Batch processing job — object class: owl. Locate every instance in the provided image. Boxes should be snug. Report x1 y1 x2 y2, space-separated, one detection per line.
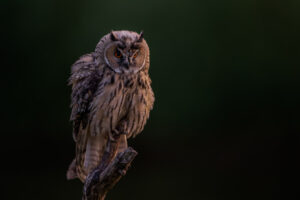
66 30 154 182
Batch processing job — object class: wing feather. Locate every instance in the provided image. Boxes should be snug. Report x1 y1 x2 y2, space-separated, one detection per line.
69 53 101 141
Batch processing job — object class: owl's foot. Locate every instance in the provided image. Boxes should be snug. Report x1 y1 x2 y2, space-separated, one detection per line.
117 121 128 135
110 129 123 141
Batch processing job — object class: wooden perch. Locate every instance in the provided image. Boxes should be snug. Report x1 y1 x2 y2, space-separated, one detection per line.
82 147 138 200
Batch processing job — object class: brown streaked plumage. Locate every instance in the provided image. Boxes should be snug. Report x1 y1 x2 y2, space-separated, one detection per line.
66 30 154 182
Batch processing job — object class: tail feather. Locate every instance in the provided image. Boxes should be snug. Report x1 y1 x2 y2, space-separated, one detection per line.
66 159 77 180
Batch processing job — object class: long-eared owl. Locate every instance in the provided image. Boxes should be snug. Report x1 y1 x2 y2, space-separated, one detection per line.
66 30 154 182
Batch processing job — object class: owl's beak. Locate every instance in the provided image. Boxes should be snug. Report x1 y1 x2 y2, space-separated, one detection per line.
122 58 130 69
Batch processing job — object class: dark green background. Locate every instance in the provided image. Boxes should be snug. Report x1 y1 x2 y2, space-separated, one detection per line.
1 0 299 199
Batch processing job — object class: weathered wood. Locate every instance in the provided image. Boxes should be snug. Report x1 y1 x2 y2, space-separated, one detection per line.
82 147 138 200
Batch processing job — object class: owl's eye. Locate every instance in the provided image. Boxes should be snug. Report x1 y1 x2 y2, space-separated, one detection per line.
133 52 138 58
114 49 122 58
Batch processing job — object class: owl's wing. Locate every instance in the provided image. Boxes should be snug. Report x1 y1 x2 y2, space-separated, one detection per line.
69 53 101 141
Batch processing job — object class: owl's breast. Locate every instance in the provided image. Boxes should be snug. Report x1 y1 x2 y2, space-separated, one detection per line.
117 74 154 138
88 71 154 139
88 74 136 135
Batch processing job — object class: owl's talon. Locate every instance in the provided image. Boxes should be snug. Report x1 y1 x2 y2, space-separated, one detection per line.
109 134 116 141
112 128 120 135
116 122 128 135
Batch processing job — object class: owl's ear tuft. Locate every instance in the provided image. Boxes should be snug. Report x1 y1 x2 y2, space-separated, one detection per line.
110 31 118 41
136 31 144 42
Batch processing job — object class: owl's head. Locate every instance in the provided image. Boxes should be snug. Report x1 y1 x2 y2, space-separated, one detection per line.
95 30 150 74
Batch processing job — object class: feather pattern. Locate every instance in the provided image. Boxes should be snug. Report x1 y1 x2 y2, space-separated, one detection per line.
67 31 154 182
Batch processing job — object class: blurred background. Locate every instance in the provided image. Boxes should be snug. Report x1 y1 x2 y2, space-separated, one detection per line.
1 0 299 199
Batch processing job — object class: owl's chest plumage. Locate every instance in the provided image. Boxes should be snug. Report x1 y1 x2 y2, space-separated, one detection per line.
88 70 153 138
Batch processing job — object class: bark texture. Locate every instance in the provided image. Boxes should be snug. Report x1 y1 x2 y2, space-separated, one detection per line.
82 145 137 200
